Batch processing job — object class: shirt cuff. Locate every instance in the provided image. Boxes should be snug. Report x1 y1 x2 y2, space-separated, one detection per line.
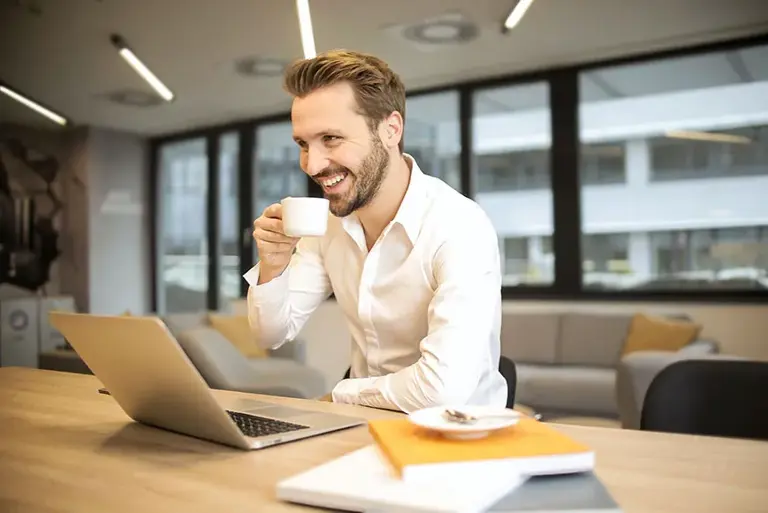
243 263 290 302
331 377 384 404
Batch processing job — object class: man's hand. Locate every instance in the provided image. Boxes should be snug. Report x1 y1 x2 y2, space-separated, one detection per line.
253 203 300 284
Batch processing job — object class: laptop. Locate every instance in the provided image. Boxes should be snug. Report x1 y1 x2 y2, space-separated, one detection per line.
48 312 365 450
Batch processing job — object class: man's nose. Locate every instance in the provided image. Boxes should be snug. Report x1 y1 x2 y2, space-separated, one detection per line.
305 147 330 177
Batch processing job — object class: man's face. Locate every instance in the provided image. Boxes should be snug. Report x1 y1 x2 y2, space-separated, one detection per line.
291 82 390 217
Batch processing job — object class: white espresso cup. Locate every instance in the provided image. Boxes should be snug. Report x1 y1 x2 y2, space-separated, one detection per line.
281 197 330 237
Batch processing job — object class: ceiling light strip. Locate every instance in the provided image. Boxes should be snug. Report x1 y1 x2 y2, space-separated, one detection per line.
296 0 317 59
504 0 536 31
0 84 68 126
110 34 174 102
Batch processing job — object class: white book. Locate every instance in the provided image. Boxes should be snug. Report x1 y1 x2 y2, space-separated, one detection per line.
276 444 526 513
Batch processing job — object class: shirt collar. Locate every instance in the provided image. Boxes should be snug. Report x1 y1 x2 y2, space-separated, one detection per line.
339 153 428 246
392 153 428 244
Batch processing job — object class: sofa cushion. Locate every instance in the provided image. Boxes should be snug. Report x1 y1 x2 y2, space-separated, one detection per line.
516 363 617 416
162 312 208 338
176 327 259 388
558 313 631 368
622 313 702 356
500 313 560 364
176 327 325 398
208 313 267 358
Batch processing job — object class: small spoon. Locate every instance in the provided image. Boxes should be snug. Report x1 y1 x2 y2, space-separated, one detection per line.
442 408 520 424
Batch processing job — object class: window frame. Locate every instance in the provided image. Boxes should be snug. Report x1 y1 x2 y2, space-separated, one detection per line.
148 33 768 311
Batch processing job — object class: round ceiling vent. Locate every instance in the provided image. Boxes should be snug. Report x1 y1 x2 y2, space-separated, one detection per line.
235 56 287 78
103 90 164 107
402 15 478 45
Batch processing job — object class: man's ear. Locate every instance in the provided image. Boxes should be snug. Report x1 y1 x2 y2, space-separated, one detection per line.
380 111 404 151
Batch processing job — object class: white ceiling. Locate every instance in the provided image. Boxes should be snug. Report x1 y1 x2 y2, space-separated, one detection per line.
1 0 767 137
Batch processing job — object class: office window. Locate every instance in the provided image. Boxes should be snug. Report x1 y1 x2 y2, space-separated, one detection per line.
405 92 461 190
649 124 768 181
582 233 631 289
501 237 529 282
476 150 549 192
648 227 768 289
473 82 554 285
218 132 240 304
253 122 308 262
579 42 768 291
580 143 626 185
158 138 208 313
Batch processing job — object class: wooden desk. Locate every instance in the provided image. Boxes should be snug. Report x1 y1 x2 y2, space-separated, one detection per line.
1 367 766 513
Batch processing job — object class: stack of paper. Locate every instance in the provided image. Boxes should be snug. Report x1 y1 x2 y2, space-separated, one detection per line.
277 445 526 513
276 445 621 513
277 417 610 512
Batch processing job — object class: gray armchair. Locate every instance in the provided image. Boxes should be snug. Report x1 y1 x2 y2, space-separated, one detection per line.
175 326 326 399
615 340 744 429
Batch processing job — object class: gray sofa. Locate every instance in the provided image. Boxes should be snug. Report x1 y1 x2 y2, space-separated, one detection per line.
499 311 718 420
616 350 741 429
162 312 327 399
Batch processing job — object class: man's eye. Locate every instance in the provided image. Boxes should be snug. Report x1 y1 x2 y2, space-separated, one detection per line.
324 135 340 143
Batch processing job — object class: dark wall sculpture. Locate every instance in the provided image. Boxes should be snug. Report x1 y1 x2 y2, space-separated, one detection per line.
0 137 61 292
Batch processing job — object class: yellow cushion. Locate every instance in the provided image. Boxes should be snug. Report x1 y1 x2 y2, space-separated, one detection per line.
208 314 267 359
622 313 701 355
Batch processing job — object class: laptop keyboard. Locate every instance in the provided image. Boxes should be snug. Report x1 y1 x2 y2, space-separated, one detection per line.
226 410 310 438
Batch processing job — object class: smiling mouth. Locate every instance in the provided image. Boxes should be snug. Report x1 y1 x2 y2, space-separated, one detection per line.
318 171 349 192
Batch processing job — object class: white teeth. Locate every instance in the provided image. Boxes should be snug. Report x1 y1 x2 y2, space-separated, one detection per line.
321 174 345 187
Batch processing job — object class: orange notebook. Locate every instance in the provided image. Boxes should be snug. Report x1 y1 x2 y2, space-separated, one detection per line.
368 417 594 483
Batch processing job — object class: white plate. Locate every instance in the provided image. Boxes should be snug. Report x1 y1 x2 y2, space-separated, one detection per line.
407 405 521 440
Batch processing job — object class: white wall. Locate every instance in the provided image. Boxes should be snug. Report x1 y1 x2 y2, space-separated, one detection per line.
87 128 152 315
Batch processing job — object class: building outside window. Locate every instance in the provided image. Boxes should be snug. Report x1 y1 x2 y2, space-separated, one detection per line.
574 42 768 290
158 138 209 313
472 81 555 285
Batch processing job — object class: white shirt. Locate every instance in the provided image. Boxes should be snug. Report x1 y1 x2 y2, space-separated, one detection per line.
244 156 507 413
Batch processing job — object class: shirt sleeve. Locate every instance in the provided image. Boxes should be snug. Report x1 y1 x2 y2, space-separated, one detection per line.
332 211 501 412
245 235 333 350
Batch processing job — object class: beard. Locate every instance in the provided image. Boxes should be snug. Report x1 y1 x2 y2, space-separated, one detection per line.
314 136 390 218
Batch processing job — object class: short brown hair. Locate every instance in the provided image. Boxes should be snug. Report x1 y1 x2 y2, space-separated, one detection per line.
283 49 406 151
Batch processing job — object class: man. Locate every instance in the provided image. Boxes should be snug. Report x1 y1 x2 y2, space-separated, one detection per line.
245 49 506 413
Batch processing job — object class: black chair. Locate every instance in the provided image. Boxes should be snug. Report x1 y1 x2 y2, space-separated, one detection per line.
498 355 517 408
640 359 768 441
341 355 517 408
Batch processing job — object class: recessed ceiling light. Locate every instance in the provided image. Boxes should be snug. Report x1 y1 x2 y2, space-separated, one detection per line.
402 13 478 45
